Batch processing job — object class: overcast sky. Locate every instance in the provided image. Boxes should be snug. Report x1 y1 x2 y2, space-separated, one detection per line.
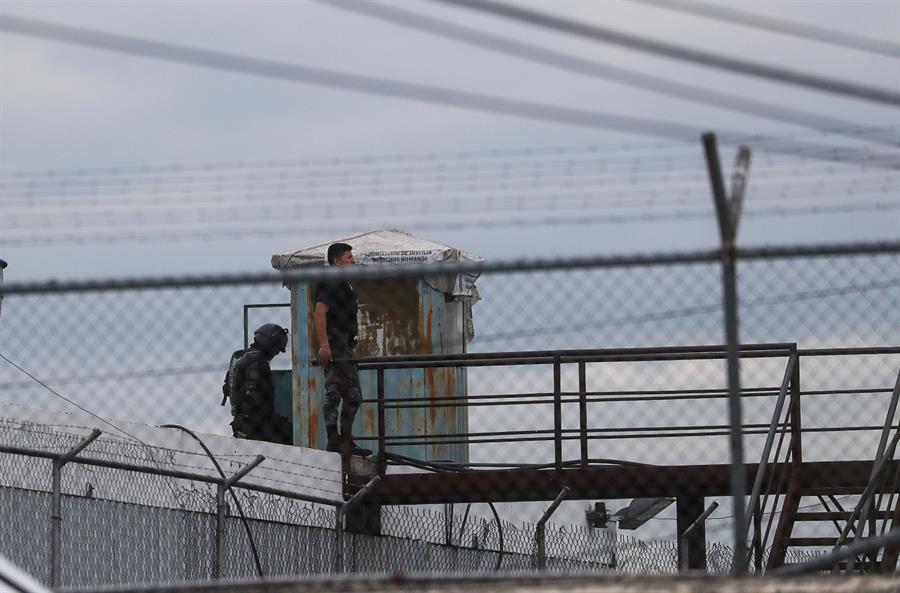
1 1 898 545
1 0 898 281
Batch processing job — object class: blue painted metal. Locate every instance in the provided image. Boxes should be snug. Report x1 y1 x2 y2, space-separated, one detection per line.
272 370 293 423
286 277 468 462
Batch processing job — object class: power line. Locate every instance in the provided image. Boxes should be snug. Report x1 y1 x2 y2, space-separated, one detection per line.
631 0 900 59
433 0 900 107
322 0 900 148
0 351 151 444
0 13 727 142
1 12 898 171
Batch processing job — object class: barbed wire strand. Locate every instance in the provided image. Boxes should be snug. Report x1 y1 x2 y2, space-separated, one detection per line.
1 200 896 247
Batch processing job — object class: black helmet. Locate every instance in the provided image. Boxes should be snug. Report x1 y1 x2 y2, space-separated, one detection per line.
254 323 288 354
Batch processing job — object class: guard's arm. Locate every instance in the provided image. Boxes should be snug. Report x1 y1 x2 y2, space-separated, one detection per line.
314 302 332 365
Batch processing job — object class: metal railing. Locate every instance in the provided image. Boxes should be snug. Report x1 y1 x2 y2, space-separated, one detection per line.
831 367 900 573
745 347 799 570
359 343 799 471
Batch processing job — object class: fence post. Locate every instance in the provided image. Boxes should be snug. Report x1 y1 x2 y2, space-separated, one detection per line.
553 355 562 472
578 361 588 469
334 506 345 574
212 455 265 580
534 487 569 570
334 476 381 574
50 429 101 589
703 132 752 575
678 500 719 572
214 484 226 579
50 459 62 588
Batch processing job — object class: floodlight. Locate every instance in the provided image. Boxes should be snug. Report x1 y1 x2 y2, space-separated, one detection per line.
613 497 675 530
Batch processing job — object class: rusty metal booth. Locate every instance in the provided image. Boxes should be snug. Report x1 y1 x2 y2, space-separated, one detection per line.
271 229 481 463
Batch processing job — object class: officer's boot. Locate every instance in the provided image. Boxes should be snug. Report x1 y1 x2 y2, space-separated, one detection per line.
325 424 341 452
347 432 372 457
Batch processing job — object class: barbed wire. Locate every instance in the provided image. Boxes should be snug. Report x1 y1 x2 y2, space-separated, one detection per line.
4 174 894 232
3 136 894 198
1 158 893 214
1 199 895 247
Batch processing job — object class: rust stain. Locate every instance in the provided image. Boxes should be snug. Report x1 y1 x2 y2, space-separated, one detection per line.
425 367 437 428
309 412 319 449
363 406 376 435
418 298 434 355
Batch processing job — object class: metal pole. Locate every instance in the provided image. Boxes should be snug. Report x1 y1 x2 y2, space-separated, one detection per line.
703 132 749 574
578 362 588 469
776 526 900 576
50 429 101 588
243 304 249 349
553 355 562 471
50 459 62 589
857 369 900 545
214 484 226 579
214 455 264 579
377 368 386 476
334 506 344 574
679 501 719 572
744 350 796 533
534 486 569 569
335 476 381 574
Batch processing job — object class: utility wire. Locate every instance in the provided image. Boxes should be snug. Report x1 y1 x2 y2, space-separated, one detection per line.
631 0 900 59
0 351 150 444
0 13 731 142
159 423 265 578
433 0 900 107
1 13 898 171
323 0 900 148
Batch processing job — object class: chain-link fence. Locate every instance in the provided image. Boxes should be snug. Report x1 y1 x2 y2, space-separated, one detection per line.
1 244 898 589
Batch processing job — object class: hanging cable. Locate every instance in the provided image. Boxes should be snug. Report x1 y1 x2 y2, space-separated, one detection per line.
159 423 265 578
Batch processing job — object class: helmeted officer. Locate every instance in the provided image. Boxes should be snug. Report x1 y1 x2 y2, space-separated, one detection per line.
224 323 293 445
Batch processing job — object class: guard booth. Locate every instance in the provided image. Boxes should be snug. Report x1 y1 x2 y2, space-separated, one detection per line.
271 229 481 463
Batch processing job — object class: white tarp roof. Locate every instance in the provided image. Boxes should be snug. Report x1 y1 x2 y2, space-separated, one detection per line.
271 229 482 300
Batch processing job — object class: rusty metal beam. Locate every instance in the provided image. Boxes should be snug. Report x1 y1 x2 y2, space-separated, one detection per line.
370 460 896 506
